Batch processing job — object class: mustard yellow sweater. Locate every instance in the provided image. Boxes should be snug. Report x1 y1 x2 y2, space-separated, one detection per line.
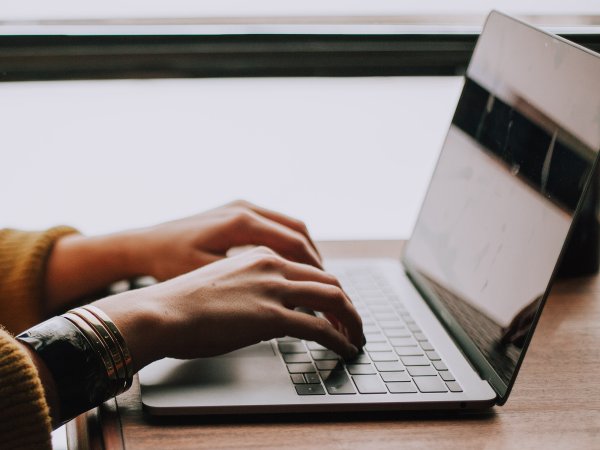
0 227 78 450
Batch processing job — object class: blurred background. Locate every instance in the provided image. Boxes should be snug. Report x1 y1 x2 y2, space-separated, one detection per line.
2 1 599 241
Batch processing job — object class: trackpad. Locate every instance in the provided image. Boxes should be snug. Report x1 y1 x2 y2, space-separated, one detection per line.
217 342 276 358
139 342 290 407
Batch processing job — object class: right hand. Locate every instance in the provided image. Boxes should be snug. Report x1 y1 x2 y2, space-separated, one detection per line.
93 247 364 373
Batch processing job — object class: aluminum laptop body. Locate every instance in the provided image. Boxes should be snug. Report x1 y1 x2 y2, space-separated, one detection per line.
139 11 600 414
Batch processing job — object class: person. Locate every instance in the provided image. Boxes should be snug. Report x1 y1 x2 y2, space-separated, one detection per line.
0 200 364 450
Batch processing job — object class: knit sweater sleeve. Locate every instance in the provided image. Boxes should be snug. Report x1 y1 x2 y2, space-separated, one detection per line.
0 328 52 450
0 226 79 334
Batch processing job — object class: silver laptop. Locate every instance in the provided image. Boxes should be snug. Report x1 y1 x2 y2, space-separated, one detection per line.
139 11 600 414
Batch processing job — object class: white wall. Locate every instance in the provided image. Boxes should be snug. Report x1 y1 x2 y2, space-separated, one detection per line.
0 77 462 239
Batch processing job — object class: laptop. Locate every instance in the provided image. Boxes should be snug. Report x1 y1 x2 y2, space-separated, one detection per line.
139 11 600 414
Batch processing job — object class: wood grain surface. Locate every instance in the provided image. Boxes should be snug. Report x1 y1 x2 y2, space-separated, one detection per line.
68 240 600 450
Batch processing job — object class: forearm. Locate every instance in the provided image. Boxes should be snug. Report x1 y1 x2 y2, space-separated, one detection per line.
45 232 143 315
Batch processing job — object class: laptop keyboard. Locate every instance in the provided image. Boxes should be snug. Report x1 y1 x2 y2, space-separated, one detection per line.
277 267 462 396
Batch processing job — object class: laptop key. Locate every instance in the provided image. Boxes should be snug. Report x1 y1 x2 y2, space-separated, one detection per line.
311 350 340 360
346 351 371 364
446 381 463 392
315 360 342 370
394 346 424 356
378 320 405 329
322 370 357 394
369 352 397 362
279 342 307 354
400 356 430 366
290 374 306 384
389 337 417 347
420 341 435 351
283 353 311 364
384 328 411 338
387 382 418 394
381 371 411 382
433 361 448 371
414 376 448 393
306 341 327 351
439 371 455 381
365 332 387 343
373 312 394 321
287 363 316 373
365 343 393 352
413 332 428 341
352 375 387 394
295 384 325 395
407 366 437 377
362 325 380 334
425 351 441 361
304 373 321 384
374 361 404 372
347 364 377 375
277 337 299 342
345 352 371 364
406 323 422 333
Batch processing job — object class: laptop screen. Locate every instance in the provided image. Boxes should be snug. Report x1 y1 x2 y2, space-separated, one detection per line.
402 11 600 401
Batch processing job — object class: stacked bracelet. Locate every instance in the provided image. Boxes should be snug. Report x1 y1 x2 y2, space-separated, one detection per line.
16 306 133 424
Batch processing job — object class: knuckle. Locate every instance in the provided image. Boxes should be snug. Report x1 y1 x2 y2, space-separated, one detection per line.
291 236 310 253
314 317 331 335
254 253 283 272
324 273 341 286
261 277 289 295
252 245 275 255
325 285 344 301
235 209 254 226
229 199 249 208
296 220 309 234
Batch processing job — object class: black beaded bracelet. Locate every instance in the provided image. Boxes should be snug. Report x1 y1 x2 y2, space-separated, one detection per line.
17 316 113 424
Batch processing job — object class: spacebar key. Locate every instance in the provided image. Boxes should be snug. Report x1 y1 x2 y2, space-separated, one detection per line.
352 375 387 394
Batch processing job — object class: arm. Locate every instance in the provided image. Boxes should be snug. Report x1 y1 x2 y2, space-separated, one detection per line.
0 328 55 448
45 200 323 315
17 246 363 431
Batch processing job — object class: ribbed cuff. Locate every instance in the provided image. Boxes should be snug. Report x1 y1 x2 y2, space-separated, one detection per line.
0 329 52 450
0 226 79 333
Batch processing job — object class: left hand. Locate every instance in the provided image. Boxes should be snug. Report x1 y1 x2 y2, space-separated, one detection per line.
130 200 322 281
45 200 322 312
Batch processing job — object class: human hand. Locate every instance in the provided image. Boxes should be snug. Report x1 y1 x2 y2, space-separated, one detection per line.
94 246 364 372
130 200 322 281
45 200 321 313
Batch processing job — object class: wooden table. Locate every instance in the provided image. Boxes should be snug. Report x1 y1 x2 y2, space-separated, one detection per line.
66 240 600 449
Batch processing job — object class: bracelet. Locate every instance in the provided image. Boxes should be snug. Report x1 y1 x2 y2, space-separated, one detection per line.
16 316 113 424
16 307 134 424
83 305 134 389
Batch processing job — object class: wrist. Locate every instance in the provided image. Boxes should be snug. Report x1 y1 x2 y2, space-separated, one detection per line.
46 231 147 312
17 316 118 425
92 288 166 373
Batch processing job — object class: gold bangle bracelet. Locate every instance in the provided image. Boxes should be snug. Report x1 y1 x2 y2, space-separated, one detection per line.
68 308 128 395
63 312 120 396
83 305 134 387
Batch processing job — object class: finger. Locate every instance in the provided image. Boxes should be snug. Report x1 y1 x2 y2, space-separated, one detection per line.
278 308 358 359
280 260 342 288
281 281 364 349
233 200 322 260
229 210 323 269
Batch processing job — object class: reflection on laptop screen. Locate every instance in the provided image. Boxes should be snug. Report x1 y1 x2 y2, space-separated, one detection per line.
403 12 600 396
